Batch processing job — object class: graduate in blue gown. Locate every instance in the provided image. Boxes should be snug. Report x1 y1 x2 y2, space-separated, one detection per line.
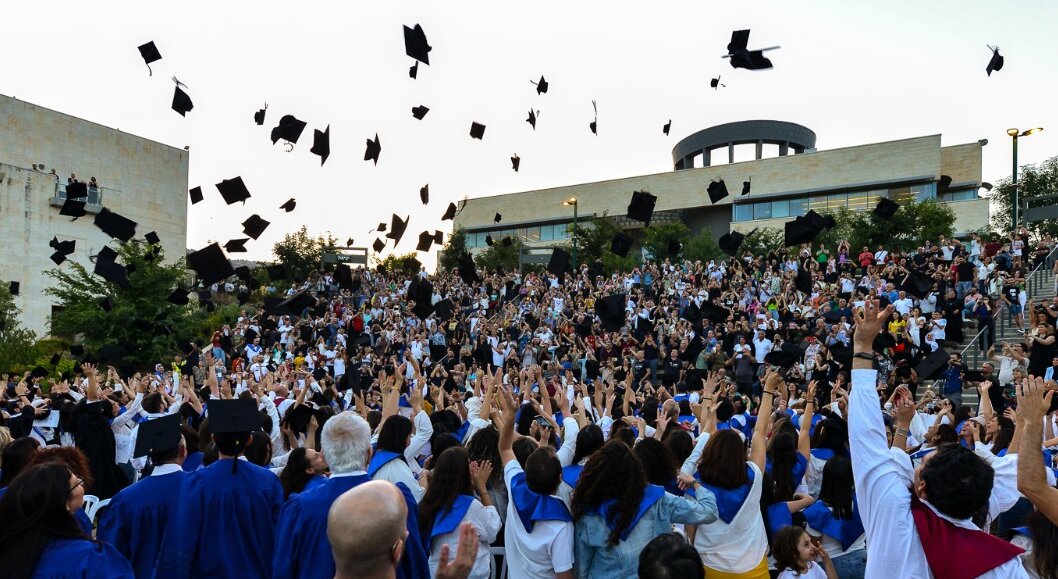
0 461 135 579
272 413 428 579
154 399 284 579
98 414 188 579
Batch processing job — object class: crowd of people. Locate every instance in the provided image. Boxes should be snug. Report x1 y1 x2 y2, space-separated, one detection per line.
1 228 1057 579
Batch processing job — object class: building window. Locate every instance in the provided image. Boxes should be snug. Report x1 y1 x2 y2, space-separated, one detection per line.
753 202 772 220
808 194 828 213
526 226 541 241
846 191 870 212
733 204 753 222
789 197 808 217
827 192 848 210
939 189 978 202
771 199 790 219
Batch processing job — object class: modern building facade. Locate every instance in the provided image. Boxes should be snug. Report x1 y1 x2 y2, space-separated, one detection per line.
454 121 988 255
0 94 189 335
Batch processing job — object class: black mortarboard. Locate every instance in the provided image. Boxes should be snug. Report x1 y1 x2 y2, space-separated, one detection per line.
145 231 160 245
939 175 952 190
718 231 745 256
742 180 751 195
442 203 457 221
234 265 252 280
254 106 267 125
270 114 307 145
277 198 296 213
627 190 657 225
373 238 386 253
224 238 249 253
511 154 521 172
434 230 444 245
764 341 803 367
681 301 702 324
784 212 825 247
65 182 87 199
662 120 671 136
189 186 203 204
873 198 899 220
726 29 774 70
457 252 479 284
310 125 330 165
50 252 67 266
485 235 494 247
94 257 129 287
345 238 354 247
94 208 137 242
668 240 682 256
137 41 161 75
420 184 429 205
416 231 434 252
167 288 190 305
242 215 270 240
611 233 633 257
411 296 434 320
31 366 48 379
70 344 84 356
172 86 193 116
493 213 502 224
216 177 251 205
822 214 837 229
385 214 409 246
99 297 114 312
710 76 723 89
266 264 286 280
527 109 537 129
795 269 812 294
7 281 19 296
434 298 455 321
237 288 251 305
284 404 315 434
963 370 986 383
133 413 182 458
412 105 429 120
267 290 315 317
534 75 548 94
409 61 419 79
364 134 381 164
901 269 933 299
707 179 729 204
207 399 260 434
700 301 731 323
187 243 235 285
821 309 845 323
547 248 570 277
59 197 86 218
915 348 949 380
335 263 354 289
403 24 431 65
986 46 1004 76
501 237 513 248
595 293 627 331
470 122 486 140
376 223 387 233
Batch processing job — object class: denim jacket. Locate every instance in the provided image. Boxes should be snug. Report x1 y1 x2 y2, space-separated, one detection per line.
574 489 718 579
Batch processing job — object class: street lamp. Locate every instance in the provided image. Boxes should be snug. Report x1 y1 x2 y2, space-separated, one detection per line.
562 197 578 270
1007 127 1043 229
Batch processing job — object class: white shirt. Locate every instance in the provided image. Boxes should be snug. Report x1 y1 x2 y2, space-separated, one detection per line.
692 461 768 573
777 561 828 579
427 498 501 579
502 460 575 579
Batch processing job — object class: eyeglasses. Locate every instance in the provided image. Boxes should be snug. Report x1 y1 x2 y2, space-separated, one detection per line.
70 476 84 492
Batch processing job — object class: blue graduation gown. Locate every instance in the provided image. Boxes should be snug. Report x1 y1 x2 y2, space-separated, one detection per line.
561 464 584 488
181 452 203 472
271 474 429 579
154 458 283 579
97 469 187 579
30 538 134 579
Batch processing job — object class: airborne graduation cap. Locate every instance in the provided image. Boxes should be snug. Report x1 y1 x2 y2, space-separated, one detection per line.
433 230 444 245
94 208 138 242
707 180 729 204
724 29 777 70
242 215 270 240
986 45 1004 76
364 134 381 164
172 82 193 116
94 247 129 287
700 301 731 323
764 341 803 368
532 75 548 94
627 191 657 225
420 184 429 205
900 269 934 299
547 248 570 277
145 231 161 245
59 197 87 218
137 41 161 75
403 24 432 65
915 348 950 380
434 298 455 322
470 122 486 140
310 125 330 165
412 105 429 120
794 268 813 294
187 242 235 285
270 115 307 145
416 231 434 252
216 177 251 205
442 202 457 221
718 231 745 256
663 120 671 136
611 232 634 257
526 109 537 130
66 182 88 200
511 155 521 172
280 198 297 212
133 413 182 459
385 214 409 246
595 293 627 331
188 186 204 204
8 281 19 296
873 198 899 220
373 238 386 253
167 288 190 305
457 251 480 284
254 105 267 125
224 238 250 253
784 213 825 247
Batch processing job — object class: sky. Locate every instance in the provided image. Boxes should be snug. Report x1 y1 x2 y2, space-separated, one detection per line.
4 0 1057 270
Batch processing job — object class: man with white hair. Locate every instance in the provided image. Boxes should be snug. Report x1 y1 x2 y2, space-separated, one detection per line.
272 412 429 579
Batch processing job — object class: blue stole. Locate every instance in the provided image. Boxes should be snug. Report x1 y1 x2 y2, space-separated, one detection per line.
766 502 793 538
453 421 471 443
810 448 836 461
562 464 584 488
398 395 411 408
677 414 695 425
996 447 1008 457
1010 526 1032 538
716 420 733 431
367 450 403 477
699 465 754 524
766 453 808 488
803 500 865 551
510 472 573 533
585 484 665 541
427 495 475 547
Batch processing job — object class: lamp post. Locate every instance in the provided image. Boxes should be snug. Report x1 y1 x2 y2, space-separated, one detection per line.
562 197 578 270
1007 127 1043 230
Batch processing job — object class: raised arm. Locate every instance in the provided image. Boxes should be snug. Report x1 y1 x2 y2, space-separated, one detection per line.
750 371 781 471
798 380 816 460
1015 377 1058 523
497 384 518 466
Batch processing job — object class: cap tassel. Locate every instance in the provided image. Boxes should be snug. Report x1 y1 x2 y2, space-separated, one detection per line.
232 439 240 473
145 62 153 76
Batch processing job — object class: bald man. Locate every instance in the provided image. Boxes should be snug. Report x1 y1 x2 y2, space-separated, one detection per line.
328 480 478 579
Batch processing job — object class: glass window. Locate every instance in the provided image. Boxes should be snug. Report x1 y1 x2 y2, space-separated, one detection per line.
540 225 555 241
753 202 772 220
526 226 541 241
889 186 915 204
771 199 790 218
733 204 753 222
915 182 936 201
555 224 570 239
808 195 828 213
846 191 869 212
788 197 808 217
827 193 847 209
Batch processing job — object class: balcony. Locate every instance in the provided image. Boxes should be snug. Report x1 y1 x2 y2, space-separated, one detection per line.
48 182 111 214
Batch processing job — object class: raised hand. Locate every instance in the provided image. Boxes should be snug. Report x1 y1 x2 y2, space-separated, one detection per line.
435 522 479 579
1016 375 1055 423
853 299 894 350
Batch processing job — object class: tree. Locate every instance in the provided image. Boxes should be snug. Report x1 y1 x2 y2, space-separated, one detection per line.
45 242 204 369
740 228 785 257
816 199 956 253
989 155 1058 237
437 227 468 274
474 237 523 272
375 253 422 278
641 222 690 262
683 229 723 264
0 284 38 373
272 226 339 281
570 214 623 265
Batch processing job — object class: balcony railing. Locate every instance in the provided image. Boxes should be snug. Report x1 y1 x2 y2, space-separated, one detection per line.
48 181 115 214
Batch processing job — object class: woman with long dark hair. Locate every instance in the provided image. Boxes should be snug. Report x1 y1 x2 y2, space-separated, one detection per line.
558 423 604 504
571 439 717 578
465 426 508 525
368 414 426 502
0 436 40 490
804 414 849 497
278 447 328 499
0 462 134 578
418 447 500 579
803 455 866 576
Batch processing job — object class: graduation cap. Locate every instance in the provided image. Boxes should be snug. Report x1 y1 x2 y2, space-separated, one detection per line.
224 238 249 253
345 238 355 247
986 45 1004 76
822 214 837 229
51 238 76 256
611 232 634 257
501 237 513 248
700 301 731 323
457 251 480 284
725 29 776 70
242 215 270 240
526 109 537 130
411 297 435 320
416 231 434 252
70 344 85 357
94 256 129 288
963 370 986 383
547 248 570 277
270 115 307 145
49 251 67 266
207 399 260 434
266 264 286 280
627 190 657 225
7 281 19 296
915 348 950 380
873 198 899 220
409 61 419 79
433 230 444 245
145 231 160 245
254 105 267 126
718 231 745 256
485 235 494 247
511 154 521 172
710 76 725 89
172 85 193 116
900 269 933 299
30 366 48 379
267 290 316 317
310 125 330 165
59 197 86 218
364 134 381 164
65 182 88 199
939 175 952 190
707 179 729 204
216 177 251 205
412 105 429 120
794 268 812 294
821 309 845 324
742 179 751 196
99 297 114 312
470 122 486 140
385 214 409 246
595 293 627 331
419 184 429 205
403 24 432 65
764 341 803 367
167 288 190 305
784 212 826 246
376 222 387 233
279 198 296 213
234 265 253 280
668 239 682 256
137 41 161 75
441 202 457 221
187 243 235 285
132 413 184 458
334 263 354 290
434 298 455 322
94 208 137 242
533 75 548 94
284 404 316 434
589 100 598 135
493 213 502 224
188 186 204 205
681 301 702 324
372 238 386 253
663 120 671 136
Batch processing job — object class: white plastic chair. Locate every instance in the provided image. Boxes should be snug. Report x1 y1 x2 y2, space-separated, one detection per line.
489 546 508 579
86 497 110 525
81 495 100 519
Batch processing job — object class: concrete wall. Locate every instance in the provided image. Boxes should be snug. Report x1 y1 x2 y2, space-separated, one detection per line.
0 95 188 335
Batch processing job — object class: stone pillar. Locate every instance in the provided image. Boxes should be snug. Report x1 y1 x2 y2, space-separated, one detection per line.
702 148 711 167
728 142 735 164
755 140 764 160
779 142 789 156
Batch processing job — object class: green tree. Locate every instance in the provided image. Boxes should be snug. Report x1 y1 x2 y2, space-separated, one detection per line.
816 199 956 253
569 214 622 265
989 155 1058 237
0 284 38 373
45 242 201 369
683 229 723 264
739 227 784 257
437 228 468 274
272 226 339 281
641 222 690 262
474 238 523 272
376 253 422 277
